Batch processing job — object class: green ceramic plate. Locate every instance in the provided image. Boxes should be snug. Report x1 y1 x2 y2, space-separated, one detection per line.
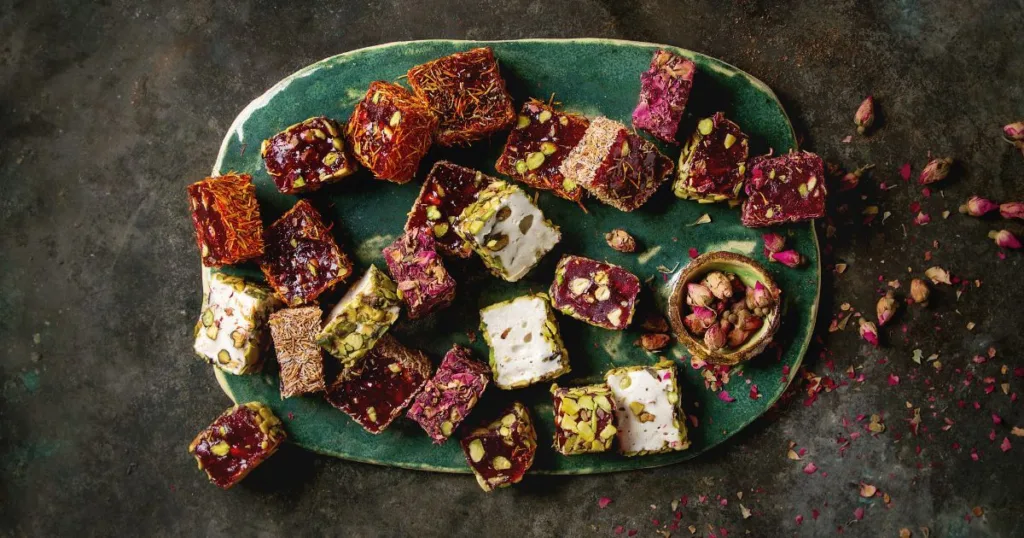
207 39 820 474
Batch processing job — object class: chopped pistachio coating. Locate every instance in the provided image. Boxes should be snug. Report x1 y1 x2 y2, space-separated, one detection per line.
480 293 570 390
454 180 560 282
605 360 690 456
268 306 326 398
188 402 286 489
460 402 537 492
316 265 401 376
551 383 617 455
193 273 281 375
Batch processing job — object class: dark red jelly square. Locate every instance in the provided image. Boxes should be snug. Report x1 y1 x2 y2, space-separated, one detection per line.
550 255 640 330
188 402 285 489
632 50 695 144
673 112 750 203
407 47 515 147
186 174 264 267
345 81 437 184
261 116 358 194
259 200 353 306
382 228 456 319
405 161 496 258
460 402 537 491
406 345 490 443
742 150 827 227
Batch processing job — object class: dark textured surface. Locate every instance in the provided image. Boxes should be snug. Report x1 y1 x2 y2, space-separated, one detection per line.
2 1 1023 536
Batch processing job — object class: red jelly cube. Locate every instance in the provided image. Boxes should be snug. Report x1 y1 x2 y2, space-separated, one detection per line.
325 335 432 434
549 255 640 330
407 47 516 147
261 116 358 194
259 200 353 306
188 402 285 489
460 402 537 491
494 99 590 202
382 228 457 319
186 173 264 267
560 117 674 212
406 345 490 443
742 150 827 227
673 112 750 203
345 81 437 184
632 50 696 144
405 161 496 257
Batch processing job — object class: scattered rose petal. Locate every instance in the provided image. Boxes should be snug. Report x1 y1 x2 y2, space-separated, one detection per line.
718 391 736 403
688 247 699 259
795 515 804 525
993 413 1003 425
687 213 712 226
598 497 613 509
888 373 900 386
900 163 912 181
925 266 952 285
854 507 865 520
803 462 818 474
740 504 752 519
1001 437 1012 452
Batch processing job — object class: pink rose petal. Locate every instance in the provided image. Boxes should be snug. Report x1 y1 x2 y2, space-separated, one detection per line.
1001 437 1012 452
803 462 818 474
598 497 613 509
899 163 911 181
854 507 864 520
718 391 736 403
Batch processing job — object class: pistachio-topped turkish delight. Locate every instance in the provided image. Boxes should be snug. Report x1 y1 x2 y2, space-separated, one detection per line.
632 50 696 144
188 402 286 489
268 306 326 398
405 161 496 258
494 99 590 202
325 335 432 434
455 181 560 282
559 116 675 212
194 273 280 375
551 383 617 455
186 173 264 267
316 265 401 376
261 116 357 194
407 47 515 147
382 228 456 319
461 402 537 492
549 255 640 330
480 293 570 390
259 199 353 306
673 112 750 203
741 150 827 227
345 81 437 184
407 345 490 443
605 360 690 456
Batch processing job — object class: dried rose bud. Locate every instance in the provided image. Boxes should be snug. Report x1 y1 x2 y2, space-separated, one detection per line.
741 314 763 332
838 164 874 193
639 333 671 351
745 281 773 311
703 272 733 300
858 318 879 347
910 278 930 306
924 266 951 285
704 322 727 351
686 282 715 307
727 326 750 348
988 229 1022 249
854 96 874 134
918 157 953 185
770 249 804 268
959 196 999 217
762 232 786 258
1003 121 1024 142
683 305 716 335
639 313 669 333
605 228 637 253
876 291 897 327
999 202 1024 220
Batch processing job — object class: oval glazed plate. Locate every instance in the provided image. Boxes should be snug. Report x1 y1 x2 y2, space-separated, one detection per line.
208 39 820 474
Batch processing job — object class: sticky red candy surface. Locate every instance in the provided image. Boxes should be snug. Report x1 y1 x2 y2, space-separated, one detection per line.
345 81 437 184
495 99 590 202
550 255 640 330
262 116 357 194
407 47 515 147
259 200 352 306
405 161 495 257
460 402 537 492
382 228 456 319
632 50 695 143
591 129 675 211
188 403 285 489
186 174 264 267
406 345 490 443
675 112 750 202
742 150 827 227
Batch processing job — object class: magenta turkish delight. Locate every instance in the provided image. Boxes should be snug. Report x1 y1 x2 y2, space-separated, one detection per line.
406 345 490 443
632 50 695 144
673 112 750 203
741 150 827 227
382 228 456 319
549 255 640 330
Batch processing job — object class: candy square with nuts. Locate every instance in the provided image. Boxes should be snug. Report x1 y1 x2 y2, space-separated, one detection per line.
382 227 456 319
316 265 401 377
549 255 641 330
268 306 326 398
406 345 490 443
551 383 618 455
186 173 264 267
460 402 537 492
261 116 358 194
188 402 286 489
673 112 749 203
405 160 497 258
741 150 827 227
605 360 690 456
480 293 571 390
193 273 281 375
345 80 437 184
632 50 696 144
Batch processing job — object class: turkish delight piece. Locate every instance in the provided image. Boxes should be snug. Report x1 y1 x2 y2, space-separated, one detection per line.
186 173 264 267
407 47 515 147
316 265 401 376
259 199 353 306
455 181 560 282
261 116 358 194
407 345 490 443
382 228 456 319
405 160 496 258
345 81 437 184
480 293 570 390
605 360 690 456
494 99 590 202
551 383 617 456
268 306 326 398
460 402 537 492
194 273 280 375
188 402 286 489
673 112 750 203
325 334 432 433
559 117 675 212
549 255 640 330
741 150 827 227
632 50 696 144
